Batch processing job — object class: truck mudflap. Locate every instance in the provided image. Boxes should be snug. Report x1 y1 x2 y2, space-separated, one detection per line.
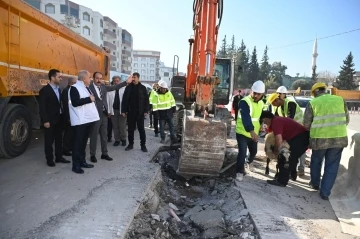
177 115 227 178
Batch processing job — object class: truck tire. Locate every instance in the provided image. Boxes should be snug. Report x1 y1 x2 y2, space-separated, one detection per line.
0 104 32 158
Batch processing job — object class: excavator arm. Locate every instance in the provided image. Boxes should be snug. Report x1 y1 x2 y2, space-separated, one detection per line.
176 0 234 178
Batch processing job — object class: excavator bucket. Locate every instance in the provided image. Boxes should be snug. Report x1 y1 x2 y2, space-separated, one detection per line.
177 115 227 178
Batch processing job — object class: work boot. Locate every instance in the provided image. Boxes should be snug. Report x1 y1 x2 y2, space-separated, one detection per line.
125 144 133 151
298 169 305 176
101 155 113 161
141 145 148 152
113 141 120 146
155 133 159 137
160 138 165 144
267 180 286 187
121 140 126 146
55 157 70 163
47 161 55 167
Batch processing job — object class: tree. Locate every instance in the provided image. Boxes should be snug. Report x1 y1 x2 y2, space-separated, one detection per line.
235 39 250 88
264 75 280 90
217 35 228 57
259 45 270 81
291 79 312 90
311 65 318 83
248 47 259 84
335 52 357 90
269 62 287 85
317 70 337 85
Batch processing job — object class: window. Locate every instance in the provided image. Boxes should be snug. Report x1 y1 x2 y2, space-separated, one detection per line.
24 0 41 10
150 76 154 80
164 72 169 77
45 3 55 14
141 58 146 61
60 4 68 14
134 63 138 67
141 64 146 68
83 26 90 35
100 19 103 28
134 57 138 61
141 70 146 74
70 7 79 18
83 12 90 21
134 69 138 72
151 58 156 62
150 70 154 74
150 64 155 68
100 32 103 40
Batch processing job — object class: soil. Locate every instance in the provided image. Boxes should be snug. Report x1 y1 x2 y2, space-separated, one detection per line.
124 149 259 239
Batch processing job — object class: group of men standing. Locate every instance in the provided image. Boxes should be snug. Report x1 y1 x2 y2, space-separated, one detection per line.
39 70 152 174
234 81 349 201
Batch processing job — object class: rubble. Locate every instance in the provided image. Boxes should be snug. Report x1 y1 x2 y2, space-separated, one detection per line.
125 150 259 239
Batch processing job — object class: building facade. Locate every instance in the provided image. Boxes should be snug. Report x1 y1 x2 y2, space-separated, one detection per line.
132 50 161 83
23 0 132 73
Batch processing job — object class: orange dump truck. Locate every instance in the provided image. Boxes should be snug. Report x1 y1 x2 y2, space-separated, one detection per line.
0 0 110 158
329 87 360 102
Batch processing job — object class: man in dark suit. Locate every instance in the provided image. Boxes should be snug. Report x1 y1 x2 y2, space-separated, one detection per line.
39 69 70 167
61 77 77 156
88 72 131 163
121 72 150 152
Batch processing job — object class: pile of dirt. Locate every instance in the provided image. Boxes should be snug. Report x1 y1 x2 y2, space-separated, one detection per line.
125 150 259 239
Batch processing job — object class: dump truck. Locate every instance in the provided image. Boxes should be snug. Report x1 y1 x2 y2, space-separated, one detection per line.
0 0 110 158
328 87 360 102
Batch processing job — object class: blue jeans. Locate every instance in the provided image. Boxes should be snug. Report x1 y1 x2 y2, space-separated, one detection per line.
159 117 175 140
310 148 343 197
236 133 257 174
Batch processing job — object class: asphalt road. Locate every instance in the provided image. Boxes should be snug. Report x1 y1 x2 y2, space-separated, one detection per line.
348 113 360 132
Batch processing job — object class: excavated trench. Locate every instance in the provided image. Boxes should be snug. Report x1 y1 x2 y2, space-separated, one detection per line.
125 148 260 239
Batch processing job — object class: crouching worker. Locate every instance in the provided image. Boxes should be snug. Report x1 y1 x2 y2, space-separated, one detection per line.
260 111 309 187
235 80 265 182
151 81 177 144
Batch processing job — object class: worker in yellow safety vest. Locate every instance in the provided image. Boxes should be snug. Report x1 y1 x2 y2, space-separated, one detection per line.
235 80 265 182
303 82 349 201
151 81 177 144
149 83 159 136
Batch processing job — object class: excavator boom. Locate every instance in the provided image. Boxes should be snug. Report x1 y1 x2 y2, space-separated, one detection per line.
176 0 233 178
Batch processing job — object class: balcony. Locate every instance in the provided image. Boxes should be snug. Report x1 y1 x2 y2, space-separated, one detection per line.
110 66 117 71
104 29 116 38
122 70 131 75
110 55 117 62
122 59 131 66
104 16 117 27
122 49 131 56
104 41 116 50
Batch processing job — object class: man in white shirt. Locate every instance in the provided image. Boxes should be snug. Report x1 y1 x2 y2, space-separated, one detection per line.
68 70 99 174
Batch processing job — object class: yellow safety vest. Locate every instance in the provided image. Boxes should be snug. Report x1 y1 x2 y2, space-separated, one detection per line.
236 96 264 138
149 90 157 105
274 98 304 124
309 94 347 139
152 91 176 111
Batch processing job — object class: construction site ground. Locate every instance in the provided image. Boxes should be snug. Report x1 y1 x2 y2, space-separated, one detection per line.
0 114 359 239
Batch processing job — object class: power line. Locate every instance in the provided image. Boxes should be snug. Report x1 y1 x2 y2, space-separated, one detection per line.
268 27 360 50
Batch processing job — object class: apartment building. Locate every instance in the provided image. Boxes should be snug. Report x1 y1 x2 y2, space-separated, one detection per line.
23 0 132 73
159 62 173 86
132 50 161 82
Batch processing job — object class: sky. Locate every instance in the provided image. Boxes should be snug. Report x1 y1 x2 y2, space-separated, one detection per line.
75 0 360 77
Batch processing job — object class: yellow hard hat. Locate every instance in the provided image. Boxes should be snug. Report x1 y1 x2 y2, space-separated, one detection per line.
311 82 327 96
267 93 280 104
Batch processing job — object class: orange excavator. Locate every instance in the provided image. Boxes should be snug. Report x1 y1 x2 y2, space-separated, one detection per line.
174 0 235 178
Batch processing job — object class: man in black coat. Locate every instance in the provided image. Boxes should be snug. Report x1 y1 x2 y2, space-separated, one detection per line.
39 69 70 167
121 72 150 152
61 77 77 156
232 89 243 121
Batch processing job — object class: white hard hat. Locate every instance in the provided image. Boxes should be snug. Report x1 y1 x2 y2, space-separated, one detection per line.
276 86 288 94
159 81 168 89
251 80 265 94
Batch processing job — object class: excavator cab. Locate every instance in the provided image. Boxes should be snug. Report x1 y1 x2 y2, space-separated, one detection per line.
213 58 233 106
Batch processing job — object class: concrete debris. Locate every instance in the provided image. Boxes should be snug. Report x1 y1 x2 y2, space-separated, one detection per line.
151 214 160 221
125 150 258 239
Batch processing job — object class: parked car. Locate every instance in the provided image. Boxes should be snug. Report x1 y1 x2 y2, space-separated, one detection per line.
294 96 312 112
